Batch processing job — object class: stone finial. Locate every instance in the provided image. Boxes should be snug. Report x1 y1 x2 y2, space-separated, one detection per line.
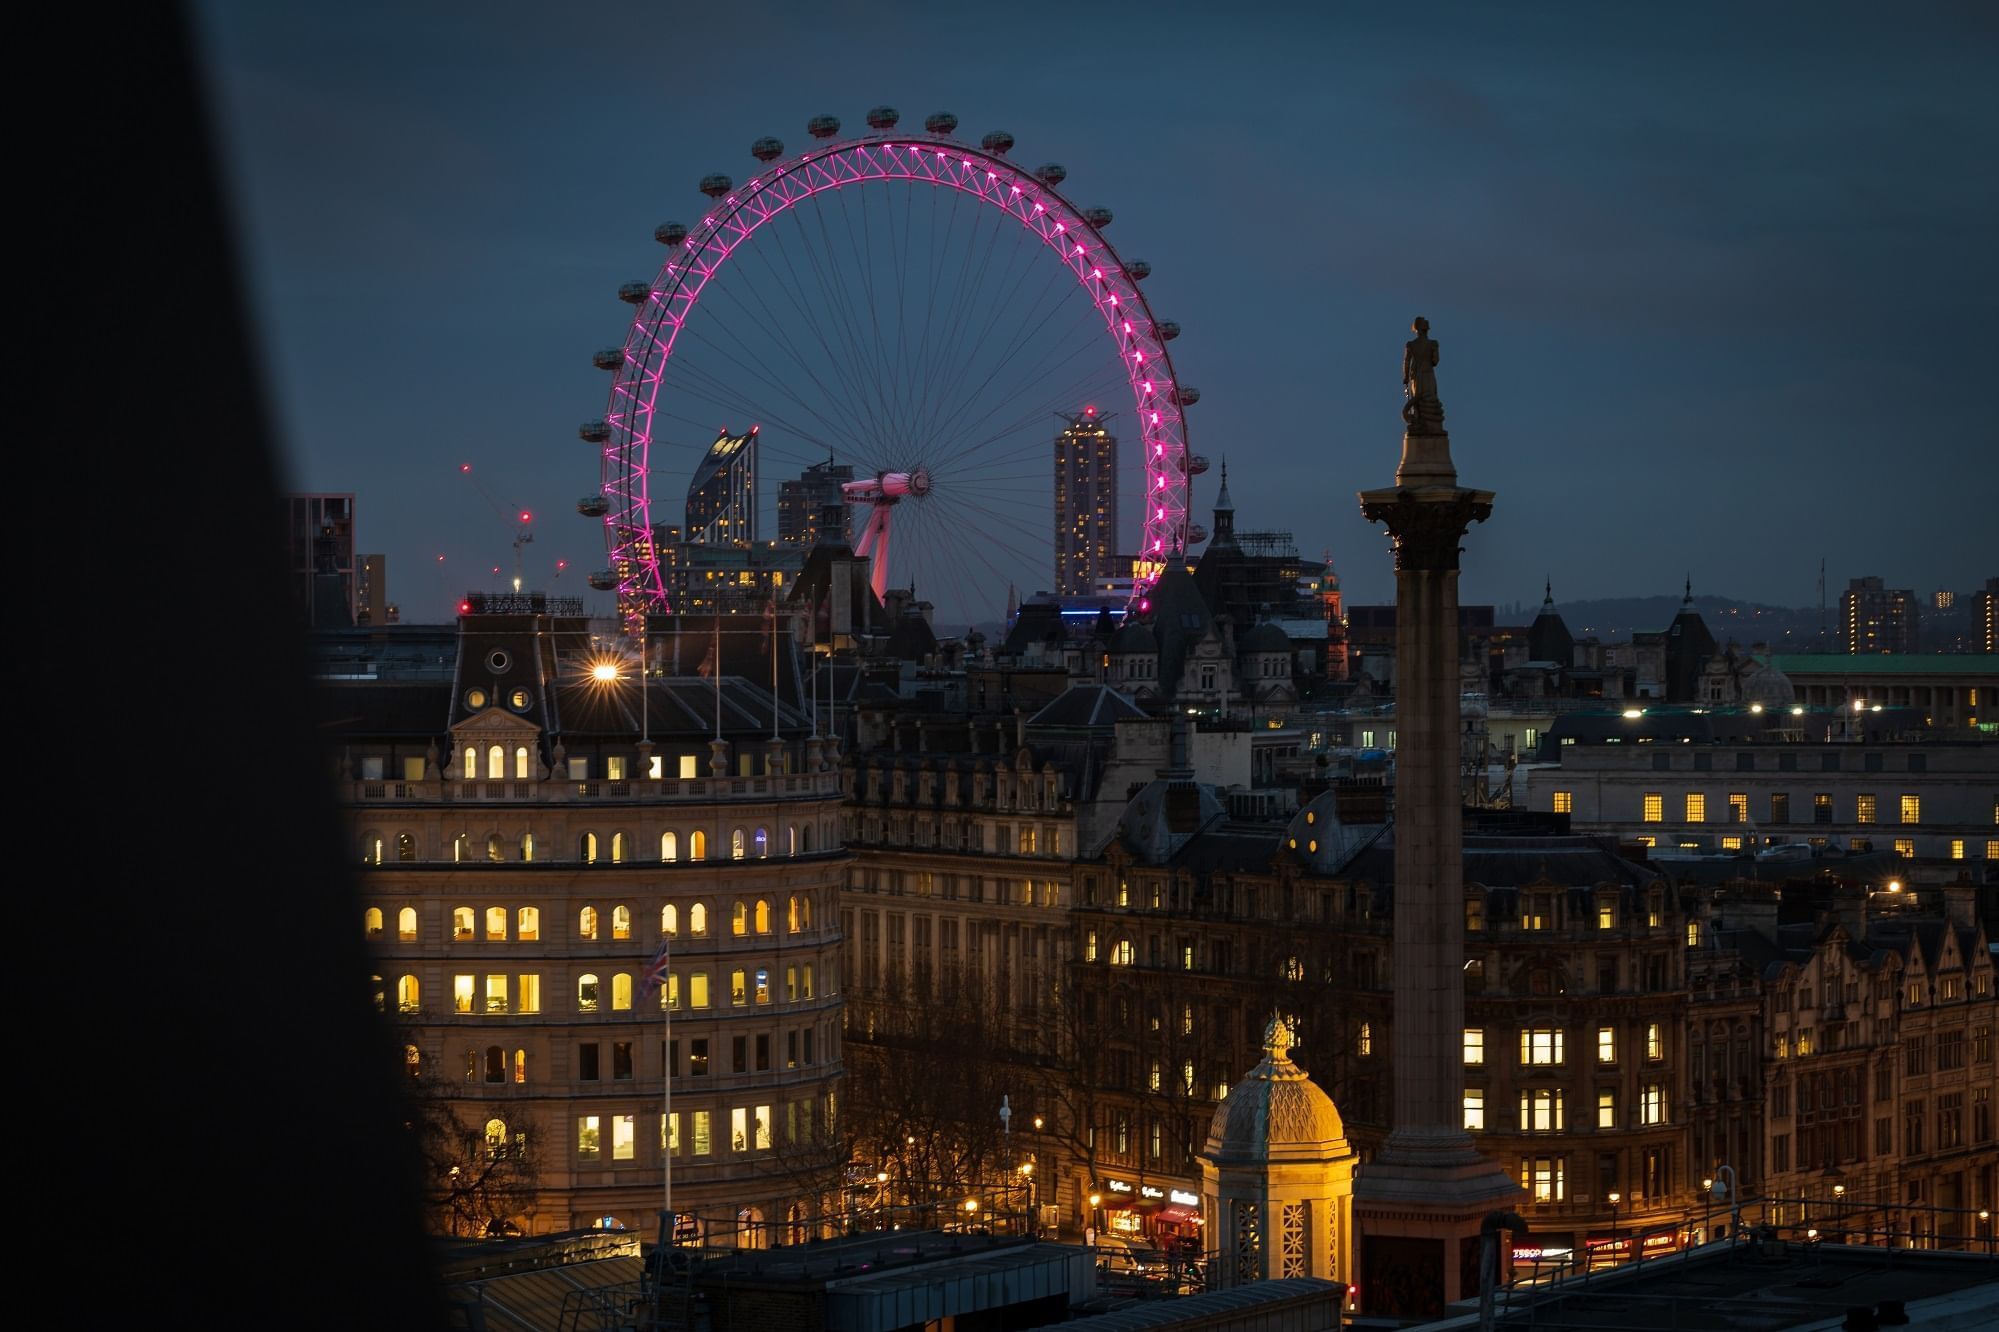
1263 1012 1296 1058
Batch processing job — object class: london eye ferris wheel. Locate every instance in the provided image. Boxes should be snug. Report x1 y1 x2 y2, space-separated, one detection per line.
581 108 1204 633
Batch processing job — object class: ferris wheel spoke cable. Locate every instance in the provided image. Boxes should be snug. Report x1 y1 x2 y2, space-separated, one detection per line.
906 181 972 445
905 184 1012 461
913 214 1042 460
657 359 863 466
673 318 875 462
908 189 1017 453
832 179 910 459
803 192 903 459
926 346 1128 476
914 263 1100 470
925 491 1049 576
720 230 885 459
756 205 896 467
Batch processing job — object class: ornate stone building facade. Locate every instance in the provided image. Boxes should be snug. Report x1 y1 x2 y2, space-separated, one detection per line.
323 611 848 1240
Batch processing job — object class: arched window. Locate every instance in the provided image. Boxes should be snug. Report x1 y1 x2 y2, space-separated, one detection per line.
364 907 384 937
611 832 627 863
453 833 470 863
404 1044 421 1078
799 896 812 929
612 905 632 940
463 1049 477 1082
517 907 539 941
690 903 709 937
730 969 748 1006
577 974 600 1012
732 900 749 936
363 836 383 866
520 831 535 862
801 825 813 853
787 895 801 933
612 973 633 1011
397 975 421 1012
514 745 530 779
462 747 477 779
485 907 507 941
485 1118 508 1156
452 907 475 941
513 1050 526 1084
754 899 772 935
661 831 679 862
581 832 599 864
753 826 769 858
397 832 416 862
690 830 707 861
1110 939 1135 967
398 907 418 941
731 827 747 860
787 825 797 856
661 904 678 936
484 1046 506 1084
579 906 599 940
486 834 503 863
487 745 504 781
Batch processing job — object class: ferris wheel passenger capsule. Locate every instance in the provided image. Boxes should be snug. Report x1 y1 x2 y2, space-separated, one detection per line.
1186 524 1209 545
1156 321 1182 341
1034 162 1066 185
1171 385 1200 406
592 348 625 371
586 570 619 591
866 105 900 129
751 136 785 161
579 420 611 443
806 115 841 139
1184 453 1211 475
699 173 734 198
654 222 689 246
577 496 610 518
617 281 651 305
1083 206 1113 228
924 112 958 135
1127 259 1151 280
980 131 1015 155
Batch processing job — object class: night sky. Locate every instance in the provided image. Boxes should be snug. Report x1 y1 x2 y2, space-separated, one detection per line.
193 1 1997 627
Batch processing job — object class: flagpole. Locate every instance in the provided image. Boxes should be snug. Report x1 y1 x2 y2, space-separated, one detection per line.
663 934 672 1229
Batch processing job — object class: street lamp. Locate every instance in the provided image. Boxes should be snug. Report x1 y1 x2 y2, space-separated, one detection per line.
1019 1162 1037 1237
1702 1178 1714 1246
1607 1192 1621 1266
1088 1192 1103 1248
1979 1209 1992 1255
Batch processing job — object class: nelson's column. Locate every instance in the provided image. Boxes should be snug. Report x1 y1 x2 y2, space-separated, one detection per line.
1353 317 1523 1317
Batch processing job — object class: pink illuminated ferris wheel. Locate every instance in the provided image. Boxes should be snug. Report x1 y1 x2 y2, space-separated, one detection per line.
580 109 1201 631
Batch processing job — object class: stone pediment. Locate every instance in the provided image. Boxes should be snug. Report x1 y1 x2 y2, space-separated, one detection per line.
451 708 543 741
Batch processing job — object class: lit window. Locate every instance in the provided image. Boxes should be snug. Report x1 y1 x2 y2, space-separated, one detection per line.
577 974 599 1012
1597 900 1616 930
1359 1022 1373 1056
1110 939 1135 967
579 906 598 940
613 1114 635 1161
517 974 540 1013
399 908 418 941
1899 794 1920 825
1464 1028 1485 1064
397 975 420 1012
453 907 475 941
1645 1022 1664 1060
689 972 710 1008
1553 790 1573 814
612 973 632 1011
1686 921 1701 947
1894 839 1915 859
731 828 746 860
678 755 698 780
484 974 508 1014
1856 794 1877 824
1466 895 1485 932
1464 1089 1485 1131
1521 1028 1565 1066
576 1116 601 1160
1598 1027 1616 1064
1685 793 1706 823
730 969 747 1006
1519 1089 1566 1132
690 903 708 936
453 975 474 1014
661 831 678 862
1642 793 1663 823
690 830 707 861
732 900 749 936
1519 1156 1565 1203
364 907 384 937
1597 1090 1616 1129
1085 931 1098 962
486 907 507 941
1951 839 1965 860
1641 1084 1666 1125
1727 793 1748 824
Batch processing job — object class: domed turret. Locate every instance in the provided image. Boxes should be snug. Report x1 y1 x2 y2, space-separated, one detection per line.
698 173 733 198
578 420 611 444
616 281 650 305
1082 205 1113 228
1204 1016 1348 1167
751 136 784 161
980 130 1014 155
866 105 900 129
1126 259 1151 280
1034 162 1066 185
924 112 958 135
576 496 609 518
806 115 840 139
653 222 689 246
1156 320 1181 341
591 348 625 372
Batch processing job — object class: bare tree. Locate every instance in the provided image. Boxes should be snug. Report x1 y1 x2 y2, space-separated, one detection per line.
404 1068 544 1238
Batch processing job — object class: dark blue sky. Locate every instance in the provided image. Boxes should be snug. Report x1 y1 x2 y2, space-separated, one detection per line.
195 1 1997 626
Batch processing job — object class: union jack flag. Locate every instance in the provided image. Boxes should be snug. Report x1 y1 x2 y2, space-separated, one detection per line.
638 936 672 1005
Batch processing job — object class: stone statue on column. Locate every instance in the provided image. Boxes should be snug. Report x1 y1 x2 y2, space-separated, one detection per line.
1401 316 1445 436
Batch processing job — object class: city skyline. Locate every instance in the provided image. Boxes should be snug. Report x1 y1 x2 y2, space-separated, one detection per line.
196 2 1996 623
